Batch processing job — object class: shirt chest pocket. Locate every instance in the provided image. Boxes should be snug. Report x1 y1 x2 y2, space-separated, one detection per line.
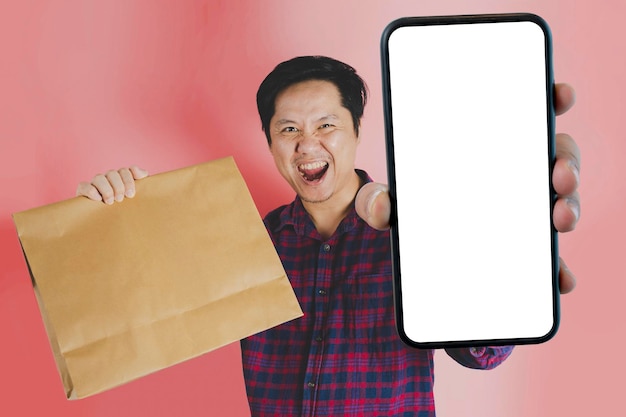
337 273 398 344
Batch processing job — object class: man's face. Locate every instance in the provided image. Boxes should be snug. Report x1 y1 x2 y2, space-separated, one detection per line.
269 80 360 205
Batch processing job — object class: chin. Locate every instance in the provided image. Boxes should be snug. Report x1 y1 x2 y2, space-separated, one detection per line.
298 189 333 204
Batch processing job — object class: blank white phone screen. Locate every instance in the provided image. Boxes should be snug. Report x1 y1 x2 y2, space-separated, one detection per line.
387 20 557 345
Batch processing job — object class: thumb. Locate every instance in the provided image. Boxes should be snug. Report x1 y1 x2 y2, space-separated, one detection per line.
355 182 391 230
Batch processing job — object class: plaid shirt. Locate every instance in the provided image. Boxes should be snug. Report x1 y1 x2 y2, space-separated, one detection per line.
241 170 513 416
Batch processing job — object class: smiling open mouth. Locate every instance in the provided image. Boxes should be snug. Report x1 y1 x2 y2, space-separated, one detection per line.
298 161 329 182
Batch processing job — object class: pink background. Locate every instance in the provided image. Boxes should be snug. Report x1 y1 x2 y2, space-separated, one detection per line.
1 1 623 415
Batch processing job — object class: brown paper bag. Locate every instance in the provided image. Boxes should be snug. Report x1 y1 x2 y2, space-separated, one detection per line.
12 156 302 399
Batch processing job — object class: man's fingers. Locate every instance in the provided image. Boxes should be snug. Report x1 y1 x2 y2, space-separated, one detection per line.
76 166 148 204
554 83 576 116
553 191 580 233
355 182 391 230
553 84 579 295
76 182 103 202
106 170 127 203
123 166 148 198
559 257 577 294
552 133 581 232
92 174 116 205
553 133 580 197
552 159 579 197
119 168 136 198
129 165 149 180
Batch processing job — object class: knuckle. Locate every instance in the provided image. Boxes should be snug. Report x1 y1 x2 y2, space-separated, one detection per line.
130 165 148 179
87 187 102 200
76 182 90 196
119 168 134 184
556 134 580 161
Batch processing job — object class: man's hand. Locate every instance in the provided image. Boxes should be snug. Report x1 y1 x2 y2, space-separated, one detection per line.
355 83 580 294
76 166 149 204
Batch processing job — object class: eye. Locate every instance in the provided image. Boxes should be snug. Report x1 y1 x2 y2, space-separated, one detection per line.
319 123 334 130
278 126 300 138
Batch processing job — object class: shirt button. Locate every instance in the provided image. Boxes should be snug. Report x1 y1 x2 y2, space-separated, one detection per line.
307 382 316 388
322 243 331 252
315 336 323 342
318 289 327 295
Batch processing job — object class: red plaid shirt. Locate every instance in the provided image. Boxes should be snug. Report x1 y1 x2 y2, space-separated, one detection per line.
241 170 513 416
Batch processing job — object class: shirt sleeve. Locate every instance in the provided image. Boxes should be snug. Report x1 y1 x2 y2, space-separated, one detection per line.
445 346 514 370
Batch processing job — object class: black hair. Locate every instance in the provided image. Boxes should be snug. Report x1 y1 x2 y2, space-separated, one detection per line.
256 56 368 145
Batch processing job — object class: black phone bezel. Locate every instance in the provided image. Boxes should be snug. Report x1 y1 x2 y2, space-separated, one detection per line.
381 13 559 349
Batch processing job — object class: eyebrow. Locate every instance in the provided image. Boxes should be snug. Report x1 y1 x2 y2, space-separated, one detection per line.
318 114 339 123
274 114 339 126
274 119 297 126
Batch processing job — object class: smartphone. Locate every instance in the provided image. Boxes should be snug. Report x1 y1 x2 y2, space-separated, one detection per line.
381 13 559 348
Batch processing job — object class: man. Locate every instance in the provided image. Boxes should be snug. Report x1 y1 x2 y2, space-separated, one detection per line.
78 56 580 416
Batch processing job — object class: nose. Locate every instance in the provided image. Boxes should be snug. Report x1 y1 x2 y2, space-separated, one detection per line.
295 129 319 153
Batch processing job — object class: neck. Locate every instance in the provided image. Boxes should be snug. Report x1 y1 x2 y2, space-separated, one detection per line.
302 171 362 240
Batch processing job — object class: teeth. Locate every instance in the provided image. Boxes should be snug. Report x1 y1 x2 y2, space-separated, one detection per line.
299 161 328 170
